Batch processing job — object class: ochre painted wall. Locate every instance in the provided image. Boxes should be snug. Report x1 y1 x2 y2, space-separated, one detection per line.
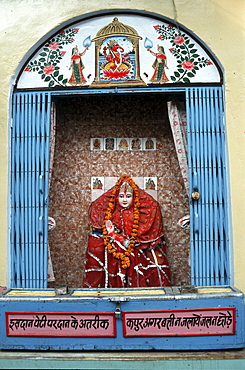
1 0 245 290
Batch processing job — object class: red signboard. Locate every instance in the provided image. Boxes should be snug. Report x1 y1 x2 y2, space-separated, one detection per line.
6 312 116 337
122 308 236 337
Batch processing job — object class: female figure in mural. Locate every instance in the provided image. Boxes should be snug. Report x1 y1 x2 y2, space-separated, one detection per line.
83 174 171 288
68 45 89 85
147 45 169 84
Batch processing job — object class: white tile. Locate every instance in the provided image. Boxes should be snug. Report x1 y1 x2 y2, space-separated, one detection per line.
91 189 104 202
104 176 117 190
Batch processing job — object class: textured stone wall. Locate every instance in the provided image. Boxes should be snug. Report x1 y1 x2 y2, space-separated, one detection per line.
48 93 190 288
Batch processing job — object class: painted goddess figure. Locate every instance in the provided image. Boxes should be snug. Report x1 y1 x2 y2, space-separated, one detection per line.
148 45 169 84
68 45 89 85
83 175 171 288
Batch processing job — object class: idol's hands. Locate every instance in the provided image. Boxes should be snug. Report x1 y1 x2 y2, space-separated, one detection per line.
105 220 114 234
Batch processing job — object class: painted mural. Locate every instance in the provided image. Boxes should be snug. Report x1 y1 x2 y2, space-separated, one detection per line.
17 14 220 89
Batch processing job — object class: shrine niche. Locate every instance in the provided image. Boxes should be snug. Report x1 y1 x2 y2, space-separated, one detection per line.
48 93 190 289
4 7 242 353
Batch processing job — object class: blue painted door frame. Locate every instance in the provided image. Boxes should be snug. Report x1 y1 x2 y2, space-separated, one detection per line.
10 85 231 288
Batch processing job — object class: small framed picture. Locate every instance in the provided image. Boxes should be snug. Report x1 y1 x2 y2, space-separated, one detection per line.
117 138 129 150
91 177 104 190
130 138 143 150
143 138 156 150
104 138 116 151
90 138 103 151
144 177 157 190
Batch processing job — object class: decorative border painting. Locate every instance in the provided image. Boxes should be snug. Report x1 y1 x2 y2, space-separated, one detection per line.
17 14 220 89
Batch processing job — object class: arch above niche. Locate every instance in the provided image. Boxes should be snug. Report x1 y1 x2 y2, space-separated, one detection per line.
15 10 222 90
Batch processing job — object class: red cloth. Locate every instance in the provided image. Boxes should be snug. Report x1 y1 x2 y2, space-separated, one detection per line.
83 183 171 288
89 187 163 244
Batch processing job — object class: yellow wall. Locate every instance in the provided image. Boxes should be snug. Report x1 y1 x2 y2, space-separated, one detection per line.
1 0 245 289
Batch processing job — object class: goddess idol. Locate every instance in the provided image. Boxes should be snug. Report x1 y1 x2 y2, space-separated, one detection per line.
83 175 171 288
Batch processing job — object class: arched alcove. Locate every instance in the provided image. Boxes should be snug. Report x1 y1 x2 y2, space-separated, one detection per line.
10 10 231 289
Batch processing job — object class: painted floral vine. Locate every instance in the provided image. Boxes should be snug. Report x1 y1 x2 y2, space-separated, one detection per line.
24 28 79 87
153 24 212 83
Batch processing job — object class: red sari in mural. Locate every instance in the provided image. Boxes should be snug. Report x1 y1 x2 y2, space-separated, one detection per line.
148 46 169 84
83 175 171 288
68 46 88 85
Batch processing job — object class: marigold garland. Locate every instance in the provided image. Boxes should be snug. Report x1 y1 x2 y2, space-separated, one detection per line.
102 174 140 269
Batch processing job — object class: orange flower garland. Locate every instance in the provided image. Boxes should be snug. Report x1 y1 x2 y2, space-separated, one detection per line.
102 174 140 269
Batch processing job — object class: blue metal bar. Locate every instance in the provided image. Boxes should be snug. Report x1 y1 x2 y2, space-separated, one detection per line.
198 87 206 286
35 93 41 287
214 87 221 284
186 88 195 285
194 88 201 286
19 94 26 287
10 94 16 287
28 93 34 288
218 88 231 282
24 93 29 286
202 87 209 285
202 87 210 286
29 93 34 288
43 93 51 288
213 86 227 284
39 94 45 287
11 94 19 287
209 88 219 284
37 92 51 288
31 93 38 288
16 93 21 287
206 87 215 285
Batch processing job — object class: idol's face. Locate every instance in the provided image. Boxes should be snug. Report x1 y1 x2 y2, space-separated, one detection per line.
118 191 133 208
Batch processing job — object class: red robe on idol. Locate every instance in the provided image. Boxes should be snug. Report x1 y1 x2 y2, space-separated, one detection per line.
83 176 171 288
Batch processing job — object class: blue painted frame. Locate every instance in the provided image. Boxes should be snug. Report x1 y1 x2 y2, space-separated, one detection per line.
10 84 231 288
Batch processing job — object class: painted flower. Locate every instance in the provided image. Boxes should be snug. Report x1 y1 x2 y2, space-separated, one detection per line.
73 28 79 33
168 24 173 28
103 69 130 79
61 51 66 56
174 36 185 45
169 48 175 53
43 64 55 75
157 35 164 40
153 25 160 30
24 66 31 72
49 41 59 50
182 60 194 70
69 38 75 43
59 30 65 34
206 60 213 65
